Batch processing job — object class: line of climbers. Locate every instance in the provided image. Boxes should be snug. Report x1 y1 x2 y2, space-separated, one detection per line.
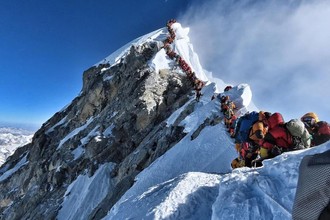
163 19 206 101
218 88 330 169
164 19 330 169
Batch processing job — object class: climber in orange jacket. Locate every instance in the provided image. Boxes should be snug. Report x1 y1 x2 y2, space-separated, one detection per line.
249 111 272 145
231 142 260 168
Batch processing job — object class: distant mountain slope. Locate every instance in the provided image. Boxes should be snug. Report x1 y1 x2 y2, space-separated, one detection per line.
0 127 33 165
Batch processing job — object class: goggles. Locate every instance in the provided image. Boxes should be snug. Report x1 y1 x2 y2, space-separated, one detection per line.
302 117 316 126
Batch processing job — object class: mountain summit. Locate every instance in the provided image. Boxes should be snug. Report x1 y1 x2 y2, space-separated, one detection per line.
0 22 329 220
0 22 210 219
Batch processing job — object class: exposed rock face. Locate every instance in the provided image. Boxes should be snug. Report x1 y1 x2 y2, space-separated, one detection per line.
0 41 194 219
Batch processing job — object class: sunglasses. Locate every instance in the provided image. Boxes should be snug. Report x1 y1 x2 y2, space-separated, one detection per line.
302 117 316 126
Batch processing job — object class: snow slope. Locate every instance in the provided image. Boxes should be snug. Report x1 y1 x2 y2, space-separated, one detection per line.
101 22 329 220
106 143 329 220
39 22 329 220
57 163 115 220
0 127 33 166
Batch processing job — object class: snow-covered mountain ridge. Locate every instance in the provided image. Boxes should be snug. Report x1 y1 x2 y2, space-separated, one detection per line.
0 127 33 166
0 21 328 220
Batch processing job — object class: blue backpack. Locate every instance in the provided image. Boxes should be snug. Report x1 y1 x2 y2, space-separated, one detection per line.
234 111 259 143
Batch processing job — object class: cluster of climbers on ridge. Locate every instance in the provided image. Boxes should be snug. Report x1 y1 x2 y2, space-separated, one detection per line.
163 19 205 101
217 87 330 168
163 19 330 168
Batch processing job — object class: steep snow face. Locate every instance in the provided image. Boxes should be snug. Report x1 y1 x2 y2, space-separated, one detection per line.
99 21 329 218
107 143 330 220
0 127 33 165
105 74 328 219
149 23 210 83
95 28 167 67
106 82 254 219
212 144 330 220
0 21 208 219
108 172 221 219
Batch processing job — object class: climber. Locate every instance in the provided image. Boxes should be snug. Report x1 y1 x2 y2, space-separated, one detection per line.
224 107 235 129
222 100 236 129
249 111 272 144
224 85 233 92
168 28 175 38
186 70 194 79
228 115 237 138
285 119 311 149
162 42 171 50
220 96 230 112
310 121 330 146
164 37 174 45
194 79 204 101
260 116 312 160
258 112 286 159
241 142 260 167
167 19 176 28
231 142 260 168
233 111 259 144
167 50 177 59
163 18 205 103
231 157 244 169
300 112 330 146
301 112 319 133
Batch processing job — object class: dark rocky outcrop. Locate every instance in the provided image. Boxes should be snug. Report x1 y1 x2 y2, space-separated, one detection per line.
0 41 196 219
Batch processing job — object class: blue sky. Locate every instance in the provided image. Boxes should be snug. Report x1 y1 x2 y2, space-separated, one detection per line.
0 0 193 128
1 0 329 130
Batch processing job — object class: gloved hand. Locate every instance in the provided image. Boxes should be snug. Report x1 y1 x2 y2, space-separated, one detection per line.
271 145 282 156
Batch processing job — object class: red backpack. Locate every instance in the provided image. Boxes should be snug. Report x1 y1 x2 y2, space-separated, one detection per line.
317 121 330 135
267 112 285 130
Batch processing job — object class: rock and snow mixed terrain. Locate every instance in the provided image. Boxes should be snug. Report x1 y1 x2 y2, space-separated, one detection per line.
0 22 328 220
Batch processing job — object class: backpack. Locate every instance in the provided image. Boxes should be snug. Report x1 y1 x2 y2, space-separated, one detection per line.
286 119 305 137
286 119 311 149
268 125 294 149
267 112 284 129
312 121 330 146
317 121 330 135
239 142 259 167
235 111 259 143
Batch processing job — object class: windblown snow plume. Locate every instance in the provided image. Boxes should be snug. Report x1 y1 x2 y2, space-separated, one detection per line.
180 0 330 122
